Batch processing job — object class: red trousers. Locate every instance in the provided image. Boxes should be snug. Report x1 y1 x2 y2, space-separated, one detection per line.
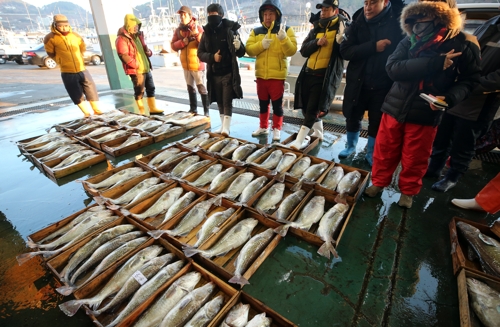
372 114 438 196
476 173 500 214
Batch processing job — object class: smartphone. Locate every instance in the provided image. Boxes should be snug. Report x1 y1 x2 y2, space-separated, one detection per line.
419 93 448 111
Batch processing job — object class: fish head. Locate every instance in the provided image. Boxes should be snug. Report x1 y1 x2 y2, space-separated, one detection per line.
457 222 480 240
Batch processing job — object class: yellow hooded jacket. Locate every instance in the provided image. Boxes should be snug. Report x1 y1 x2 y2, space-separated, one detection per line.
44 24 86 73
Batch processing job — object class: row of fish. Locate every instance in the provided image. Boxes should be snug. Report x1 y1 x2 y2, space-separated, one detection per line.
220 302 272 327
84 167 149 192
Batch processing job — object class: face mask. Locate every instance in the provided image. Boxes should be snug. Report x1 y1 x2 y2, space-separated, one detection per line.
208 15 222 28
412 21 435 37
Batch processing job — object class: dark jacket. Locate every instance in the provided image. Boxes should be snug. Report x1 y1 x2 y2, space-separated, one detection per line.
340 0 405 117
447 15 500 122
116 15 152 76
294 14 348 114
381 1 481 126
198 19 245 103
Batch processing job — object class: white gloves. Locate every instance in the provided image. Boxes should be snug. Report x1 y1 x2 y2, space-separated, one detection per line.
262 34 272 49
233 35 241 50
277 28 286 41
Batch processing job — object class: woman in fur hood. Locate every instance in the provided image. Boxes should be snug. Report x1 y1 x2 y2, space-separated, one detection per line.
364 0 481 209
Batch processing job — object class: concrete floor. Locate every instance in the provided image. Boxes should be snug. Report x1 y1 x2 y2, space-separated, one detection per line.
0 92 499 327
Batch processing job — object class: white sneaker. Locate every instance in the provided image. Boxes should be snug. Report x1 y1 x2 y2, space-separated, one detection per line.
272 128 281 141
252 127 269 136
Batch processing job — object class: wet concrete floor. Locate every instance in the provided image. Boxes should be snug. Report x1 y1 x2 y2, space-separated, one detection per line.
0 93 499 326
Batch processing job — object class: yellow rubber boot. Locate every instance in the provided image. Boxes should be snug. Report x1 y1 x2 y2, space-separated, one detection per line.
77 102 92 117
89 101 102 115
135 99 146 115
147 97 163 114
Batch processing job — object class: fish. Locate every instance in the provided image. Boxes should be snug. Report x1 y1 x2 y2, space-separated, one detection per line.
288 156 311 178
192 208 236 248
85 126 115 138
239 176 268 204
320 166 344 190
275 190 306 220
184 133 210 148
219 139 240 156
151 123 173 135
92 254 175 316
466 277 500 327
181 160 212 178
157 111 194 123
51 150 97 169
229 228 274 285
208 167 237 192
110 134 149 150
157 152 190 170
123 115 148 127
245 146 269 163
220 303 250 327
199 137 222 148
167 115 207 126
208 138 231 153
108 177 161 205
160 191 197 226
131 187 184 220
74 122 103 133
20 132 64 147
316 203 349 259
184 218 259 258
148 148 182 167
135 120 163 132
183 294 224 327
116 115 138 124
246 313 272 327
275 196 325 236
38 144 87 162
231 143 257 161
86 167 146 190
335 170 362 204
222 172 255 200
58 245 163 316
58 225 137 283
191 164 223 188
170 155 201 177
133 271 202 327
270 152 297 175
105 260 185 327
254 183 285 213
26 137 75 152
158 282 216 327
92 129 130 143
255 150 283 170
291 161 329 191
457 222 500 278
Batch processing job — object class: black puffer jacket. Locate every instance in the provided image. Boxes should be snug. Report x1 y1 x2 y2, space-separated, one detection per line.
382 1 481 126
340 0 405 117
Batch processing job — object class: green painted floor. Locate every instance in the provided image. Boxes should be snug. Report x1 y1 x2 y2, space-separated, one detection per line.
0 93 498 327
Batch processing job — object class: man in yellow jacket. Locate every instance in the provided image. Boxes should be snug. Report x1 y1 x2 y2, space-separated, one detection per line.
44 14 101 117
246 0 297 141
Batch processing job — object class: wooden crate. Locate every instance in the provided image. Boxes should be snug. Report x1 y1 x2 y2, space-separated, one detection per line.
182 160 244 195
145 124 186 143
87 129 134 150
449 216 500 282
135 144 192 173
125 181 206 230
21 135 78 153
314 164 371 204
176 131 224 152
187 208 282 286
180 115 211 130
456 268 500 327
73 125 122 144
280 155 333 192
81 162 150 197
209 291 297 327
41 147 107 179
16 134 52 152
277 133 320 154
249 146 303 175
219 142 272 165
156 150 217 179
101 132 154 157
29 139 88 171
51 118 87 132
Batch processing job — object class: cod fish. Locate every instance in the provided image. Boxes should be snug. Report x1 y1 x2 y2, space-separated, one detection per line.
184 294 224 327
86 167 146 190
135 120 163 131
222 172 255 200
93 129 130 143
74 122 103 133
38 144 87 162
151 123 173 135
457 222 500 278
254 183 285 213
275 189 306 220
148 148 182 167
159 282 216 327
246 313 272 327
181 160 212 178
111 134 148 150
255 149 283 170
321 166 344 190
199 136 222 148
170 155 200 177
220 303 250 327
191 164 223 187
133 272 201 327
335 170 361 204
275 196 325 236
316 203 349 259
27 137 74 152
288 156 311 178
131 187 184 220
168 115 206 126
208 167 237 192
108 177 161 205
158 111 194 123
291 161 329 191
219 139 240 156
192 208 236 248
184 218 259 258
157 152 190 170
184 133 210 148
106 261 185 327
124 115 148 127
466 277 500 327
208 138 231 152
58 245 163 316
239 176 268 204
52 150 98 170
270 152 297 175
85 126 115 138
229 228 274 285
245 146 269 163
232 143 257 161
20 132 64 147
160 191 198 226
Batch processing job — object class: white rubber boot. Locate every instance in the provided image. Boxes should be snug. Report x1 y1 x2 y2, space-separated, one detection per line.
451 198 485 211
289 125 310 150
310 120 323 140
221 115 231 136
213 115 224 134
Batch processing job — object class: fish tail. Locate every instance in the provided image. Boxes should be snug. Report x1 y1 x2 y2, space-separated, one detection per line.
148 230 167 239
94 196 107 206
228 275 250 286
269 169 277 176
59 299 83 316
56 285 76 296
274 224 290 237
276 173 286 183
27 239 39 249
291 180 302 192
334 193 347 204
183 247 201 258
16 252 38 265
317 241 334 259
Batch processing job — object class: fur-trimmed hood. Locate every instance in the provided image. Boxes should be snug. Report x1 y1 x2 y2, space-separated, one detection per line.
400 1 462 37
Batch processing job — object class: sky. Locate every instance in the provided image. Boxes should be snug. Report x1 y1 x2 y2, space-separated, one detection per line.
23 0 151 12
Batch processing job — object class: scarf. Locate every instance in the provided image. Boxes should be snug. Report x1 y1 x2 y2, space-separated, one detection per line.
409 26 447 58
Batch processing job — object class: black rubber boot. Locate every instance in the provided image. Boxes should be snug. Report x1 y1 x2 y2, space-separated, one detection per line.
188 92 198 114
431 169 462 192
424 158 447 178
201 94 210 117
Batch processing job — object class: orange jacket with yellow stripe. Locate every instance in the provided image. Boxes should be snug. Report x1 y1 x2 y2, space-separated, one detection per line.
43 24 86 73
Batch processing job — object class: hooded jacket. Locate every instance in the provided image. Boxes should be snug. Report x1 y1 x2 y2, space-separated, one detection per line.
381 1 481 126
116 14 152 75
171 16 205 71
44 24 86 73
245 0 297 80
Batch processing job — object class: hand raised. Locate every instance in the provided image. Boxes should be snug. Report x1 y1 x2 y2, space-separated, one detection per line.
233 35 241 50
443 49 462 70
262 34 272 49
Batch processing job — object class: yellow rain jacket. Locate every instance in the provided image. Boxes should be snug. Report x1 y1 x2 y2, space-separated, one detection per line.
44 24 86 73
